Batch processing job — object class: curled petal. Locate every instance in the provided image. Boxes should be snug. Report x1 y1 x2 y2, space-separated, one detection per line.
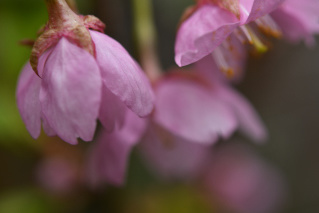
16 63 42 139
217 86 267 142
90 30 154 117
40 38 102 144
154 78 237 144
175 5 239 67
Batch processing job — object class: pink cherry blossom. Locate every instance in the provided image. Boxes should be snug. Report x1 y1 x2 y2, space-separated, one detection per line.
17 32 154 145
202 143 286 213
153 73 237 144
195 55 267 141
138 66 267 180
175 0 285 67
153 70 266 144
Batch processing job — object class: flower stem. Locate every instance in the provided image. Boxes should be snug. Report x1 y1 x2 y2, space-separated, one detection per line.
45 0 78 27
132 0 162 82
65 0 78 13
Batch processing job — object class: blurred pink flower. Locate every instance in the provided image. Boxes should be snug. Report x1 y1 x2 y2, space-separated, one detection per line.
36 157 80 195
271 0 319 45
139 66 267 180
152 73 236 144
175 0 284 67
202 143 286 213
17 33 154 145
153 70 267 144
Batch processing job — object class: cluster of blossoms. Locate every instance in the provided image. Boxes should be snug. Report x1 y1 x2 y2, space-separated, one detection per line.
16 0 318 211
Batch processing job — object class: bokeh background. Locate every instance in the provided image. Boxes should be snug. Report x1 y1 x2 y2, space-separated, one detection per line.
0 0 318 212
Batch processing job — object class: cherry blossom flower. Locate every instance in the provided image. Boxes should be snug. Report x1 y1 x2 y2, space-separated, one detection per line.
16 0 154 144
138 66 267 180
175 0 283 68
154 70 266 144
176 0 319 77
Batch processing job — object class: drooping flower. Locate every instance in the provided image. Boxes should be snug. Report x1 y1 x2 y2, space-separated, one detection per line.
16 0 154 144
175 0 285 74
271 0 319 45
154 70 267 144
138 66 267 180
201 143 286 213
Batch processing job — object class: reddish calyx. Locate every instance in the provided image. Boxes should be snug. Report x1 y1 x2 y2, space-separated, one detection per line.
30 0 106 75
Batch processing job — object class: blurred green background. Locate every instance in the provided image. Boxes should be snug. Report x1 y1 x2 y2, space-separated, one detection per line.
0 0 319 212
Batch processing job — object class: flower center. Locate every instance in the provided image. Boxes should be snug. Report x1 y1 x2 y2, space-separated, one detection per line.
213 15 282 78
212 45 235 78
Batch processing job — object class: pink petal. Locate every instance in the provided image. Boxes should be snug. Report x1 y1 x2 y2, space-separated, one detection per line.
217 86 267 142
98 85 126 132
195 55 227 84
153 78 237 144
38 48 53 77
242 0 285 24
16 63 42 138
40 38 102 144
87 109 147 186
139 125 210 180
41 115 56 137
271 0 319 45
90 30 154 117
175 5 240 66
195 58 265 142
